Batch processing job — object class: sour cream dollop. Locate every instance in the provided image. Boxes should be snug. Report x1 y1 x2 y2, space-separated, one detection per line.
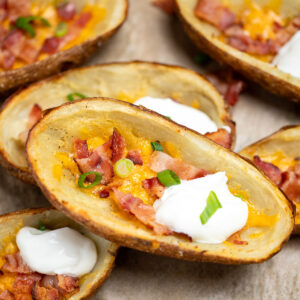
272 31 300 79
154 172 248 244
134 97 219 134
16 227 97 277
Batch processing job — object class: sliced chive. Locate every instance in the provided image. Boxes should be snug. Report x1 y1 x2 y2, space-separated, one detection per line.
194 52 211 65
114 158 134 178
200 191 222 225
67 92 87 102
166 116 172 120
78 172 102 189
151 141 163 152
38 221 46 231
16 16 50 38
55 21 68 37
157 169 181 187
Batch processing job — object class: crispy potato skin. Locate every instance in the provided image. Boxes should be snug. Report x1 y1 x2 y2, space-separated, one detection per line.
0 61 234 185
0 0 128 94
26 98 294 265
0 207 119 300
174 0 300 102
240 125 300 234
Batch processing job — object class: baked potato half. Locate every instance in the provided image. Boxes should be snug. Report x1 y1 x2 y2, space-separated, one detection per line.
174 0 300 102
0 207 118 299
0 0 128 93
240 126 300 233
0 61 234 184
26 98 294 264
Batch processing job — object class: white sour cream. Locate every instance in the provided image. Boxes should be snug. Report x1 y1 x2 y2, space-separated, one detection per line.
154 172 248 244
16 227 97 277
135 97 219 134
272 31 300 79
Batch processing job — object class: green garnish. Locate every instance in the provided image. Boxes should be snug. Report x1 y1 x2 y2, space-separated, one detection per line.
157 169 181 187
194 52 211 65
38 221 46 231
151 141 163 152
114 158 134 178
200 191 222 225
78 172 102 189
67 92 87 101
16 16 51 38
55 22 68 37
166 116 172 120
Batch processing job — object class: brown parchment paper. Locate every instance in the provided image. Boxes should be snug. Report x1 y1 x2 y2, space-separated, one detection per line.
1 1 300 299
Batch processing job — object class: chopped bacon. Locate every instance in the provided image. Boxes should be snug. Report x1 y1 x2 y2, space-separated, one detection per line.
2 252 33 274
40 275 58 290
142 177 165 198
99 189 110 198
0 290 14 300
7 0 30 22
204 128 232 149
152 0 175 14
253 156 282 185
0 0 7 22
0 48 14 69
57 275 79 296
113 188 171 235
194 0 236 31
12 273 42 294
41 37 60 55
126 150 143 165
224 80 244 106
57 1 76 21
74 138 89 159
17 40 39 64
32 283 59 300
111 128 126 164
149 151 208 180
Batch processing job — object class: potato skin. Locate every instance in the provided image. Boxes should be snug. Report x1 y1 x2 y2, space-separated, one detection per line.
0 0 128 94
174 0 300 102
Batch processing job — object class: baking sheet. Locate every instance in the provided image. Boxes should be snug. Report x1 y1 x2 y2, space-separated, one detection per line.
1 1 300 299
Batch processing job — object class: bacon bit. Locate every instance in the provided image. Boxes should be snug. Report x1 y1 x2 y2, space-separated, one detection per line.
194 0 236 31
232 239 248 245
99 190 110 198
224 80 244 106
142 177 165 198
41 37 60 54
253 155 282 185
40 275 58 290
0 0 7 22
126 150 143 165
57 275 79 296
152 0 175 14
27 104 42 129
0 48 15 69
204 128 232 149
12 273 42 294
57 2 76 21
149 151 208 180
0 290 14 300
2 252 33 274
111 128 126 164
17 40 39 64
113 188 171 235
280 164 300 203
74 139 89 159
32 283 59 300
7 0 30 22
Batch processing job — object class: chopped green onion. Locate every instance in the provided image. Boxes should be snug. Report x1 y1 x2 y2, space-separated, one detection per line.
38 221 46 231
200 191 222 225
151 141 163 152
157 169 181 187
114 158 134 178
194 52 211 65
67 92 87 101
166 116 172 120
78 172 102 189
55 22 68 37
16 16 50 38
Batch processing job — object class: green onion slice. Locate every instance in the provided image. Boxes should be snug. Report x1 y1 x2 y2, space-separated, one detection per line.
55 22 68 37
200 191 222 225
78 172 102 189
16 16 51 38
151 141 163 152
157 169 181 187
114 158 134 178
67 92 87 102
194 52 211 65
38 221 46 231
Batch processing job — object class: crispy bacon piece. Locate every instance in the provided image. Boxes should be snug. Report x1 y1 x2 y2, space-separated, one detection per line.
111 128 126 163
149 151 208 180
40 275 58 290
280 164 300 203
113 188 171 235
13 273 42 294
7 0 30 22
0 0 7 22
152 0 175 14
0 48 14 69
74 139 89 159
0 290 14 300
2 252 33 274
194 0 236 31
126 150 143 165
253 155 282 185
57 275 79 296
204 128 232 149
41 37 60 55
224 80 244 106
142 177 165 198
57 1 76 21
32 283 59 300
